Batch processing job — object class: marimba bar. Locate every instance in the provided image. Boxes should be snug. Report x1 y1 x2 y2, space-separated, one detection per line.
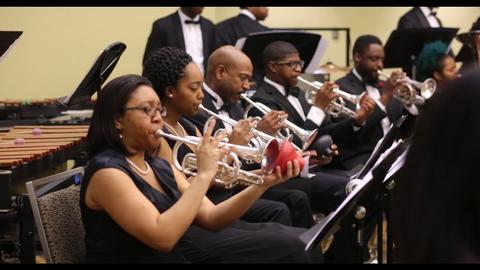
0 125 88 209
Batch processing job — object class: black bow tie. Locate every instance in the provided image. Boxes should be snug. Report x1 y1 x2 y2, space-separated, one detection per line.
285 87 300 98
185 19 200 24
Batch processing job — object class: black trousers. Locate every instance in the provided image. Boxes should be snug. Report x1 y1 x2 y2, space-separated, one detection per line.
262 187 314 228
274 172 349 215
179 220 323 263
207 185 313 228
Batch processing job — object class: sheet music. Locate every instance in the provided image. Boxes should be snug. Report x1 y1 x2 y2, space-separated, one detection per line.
305 38 328 74
362 139 402 181
384 145 409 181
350 123 392 179
0 31 22 64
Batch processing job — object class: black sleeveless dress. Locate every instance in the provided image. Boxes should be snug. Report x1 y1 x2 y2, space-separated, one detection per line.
80 148 188 263
81 148 317 263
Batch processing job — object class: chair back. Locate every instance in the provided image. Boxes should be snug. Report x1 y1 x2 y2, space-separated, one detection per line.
25 167 85 263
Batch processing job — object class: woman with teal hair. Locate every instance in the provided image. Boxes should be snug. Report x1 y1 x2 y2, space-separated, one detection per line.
415 41 458 85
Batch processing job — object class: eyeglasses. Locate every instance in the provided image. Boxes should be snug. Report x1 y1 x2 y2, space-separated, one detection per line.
125 105 167 117
274 60 305 69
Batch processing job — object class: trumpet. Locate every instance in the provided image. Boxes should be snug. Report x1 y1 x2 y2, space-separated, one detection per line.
377 70 436 106
199 104 278 149
155 129 278 188
296 76 360 119
241 93 319 151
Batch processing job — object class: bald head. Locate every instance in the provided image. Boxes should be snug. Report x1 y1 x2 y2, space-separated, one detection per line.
206 45 252 79
205 45 253 104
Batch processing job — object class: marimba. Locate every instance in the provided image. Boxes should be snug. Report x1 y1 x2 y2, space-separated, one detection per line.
0 125 88 210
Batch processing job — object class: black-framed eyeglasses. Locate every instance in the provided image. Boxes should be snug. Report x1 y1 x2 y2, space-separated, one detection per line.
125 105 167 117
274 60 305 69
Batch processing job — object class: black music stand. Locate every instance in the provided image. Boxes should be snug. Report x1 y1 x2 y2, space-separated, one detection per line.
455 17 480 67
235 30 327 86
456 30 480 68
0 31 22 63
299 169 381 263
384 28 459 78
57 42 126 107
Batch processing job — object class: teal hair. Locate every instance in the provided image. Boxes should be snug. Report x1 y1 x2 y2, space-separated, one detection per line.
415 41 449 82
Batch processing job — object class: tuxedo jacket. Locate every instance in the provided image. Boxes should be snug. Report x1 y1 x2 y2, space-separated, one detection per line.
186 88 244 134
142 12 217 70
216 14 270 47
334 72 404 170
249 81 358 150
397 7 443 29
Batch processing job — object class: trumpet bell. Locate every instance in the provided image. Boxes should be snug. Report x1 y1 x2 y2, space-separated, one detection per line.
419 78 437 99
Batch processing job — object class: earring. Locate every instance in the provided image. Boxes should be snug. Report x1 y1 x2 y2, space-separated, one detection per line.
168 94 173 98
119 134 123 139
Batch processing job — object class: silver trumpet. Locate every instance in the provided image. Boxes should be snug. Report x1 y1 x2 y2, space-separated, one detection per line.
241 93 318 151
296 76 360 119
155 129 281 189
377 70 436 106
199 104 278 149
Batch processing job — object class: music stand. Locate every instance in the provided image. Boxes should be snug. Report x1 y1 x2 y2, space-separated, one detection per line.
455 17 480 67
57 42 126 107
383 28 459 78
455 30 480 68
0 31 22 63
299 169 381 263
235 30 328 85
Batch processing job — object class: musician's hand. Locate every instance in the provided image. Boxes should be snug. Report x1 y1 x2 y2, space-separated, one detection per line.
196 119 228 181
307 144 339 166
256 110 288 135
261 159 301 187
381 70 406 105
313 81 339 110
355 93 376 125
228 119 256 146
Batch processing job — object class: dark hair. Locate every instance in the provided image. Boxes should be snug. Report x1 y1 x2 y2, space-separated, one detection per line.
352 35 383 55
393 71 480 262
142 47 193 100
262 41 298 67
87 74 153 158
415 41 449 82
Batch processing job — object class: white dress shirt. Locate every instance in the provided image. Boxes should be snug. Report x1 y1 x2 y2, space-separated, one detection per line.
419 7 441 28
178 10 205 75
352 68 391 136
240 9 257 21
203 83 232 131
264 77 326 126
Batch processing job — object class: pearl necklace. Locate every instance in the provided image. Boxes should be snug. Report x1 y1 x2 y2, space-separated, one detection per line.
125 157 151 175
163 121 186 137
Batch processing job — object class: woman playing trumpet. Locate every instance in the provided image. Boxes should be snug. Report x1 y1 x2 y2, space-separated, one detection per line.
143 46 318 229
81 73 319 263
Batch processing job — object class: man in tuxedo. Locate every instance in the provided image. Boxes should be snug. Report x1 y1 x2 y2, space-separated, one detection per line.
187 45 316 228
250 40 377 174
143 7 217 74
397 7 443 29
216 7 270 47
334 35 413 172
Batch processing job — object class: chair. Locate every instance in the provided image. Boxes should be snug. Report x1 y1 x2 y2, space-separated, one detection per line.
25 167 85 263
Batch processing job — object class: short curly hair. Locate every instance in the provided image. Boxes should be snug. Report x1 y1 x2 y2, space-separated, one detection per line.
415 41 449 82
142 47 193 99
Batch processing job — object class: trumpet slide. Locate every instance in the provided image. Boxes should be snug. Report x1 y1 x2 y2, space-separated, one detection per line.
241 93 319 151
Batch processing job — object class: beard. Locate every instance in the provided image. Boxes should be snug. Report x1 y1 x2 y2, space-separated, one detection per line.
358 65 379 85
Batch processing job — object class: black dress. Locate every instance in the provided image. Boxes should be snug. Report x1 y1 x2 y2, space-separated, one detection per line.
80 148 318 263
